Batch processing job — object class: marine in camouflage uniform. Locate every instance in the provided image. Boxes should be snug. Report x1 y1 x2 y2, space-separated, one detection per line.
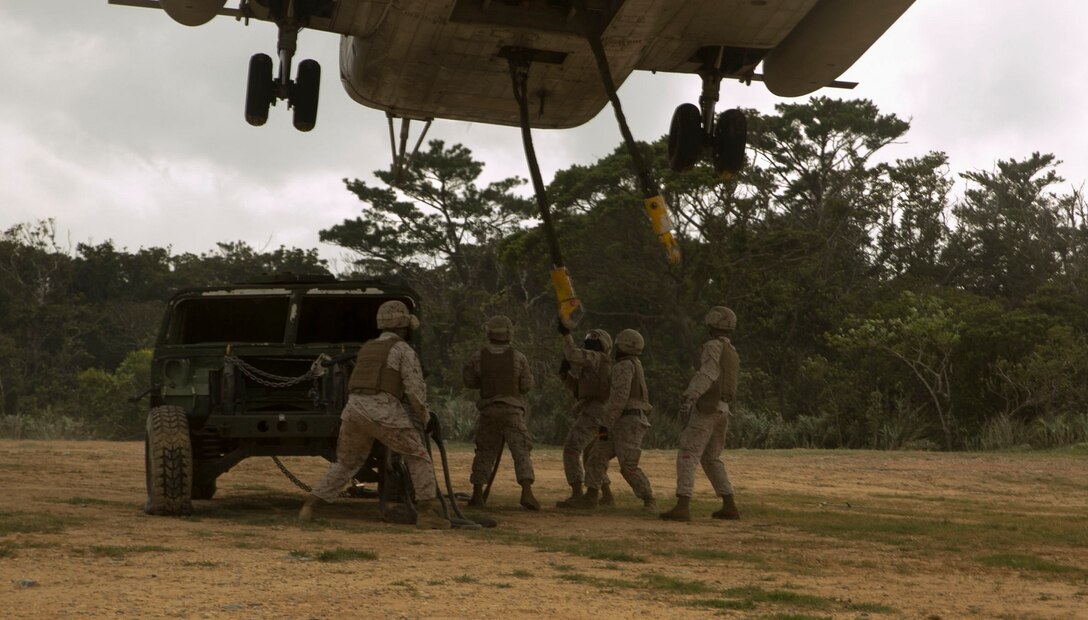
462 315 539 510
298 300 450 530
661 306 741 521
555 323 615 508
582 329 657 513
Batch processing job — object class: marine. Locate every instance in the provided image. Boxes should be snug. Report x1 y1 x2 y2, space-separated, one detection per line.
462 315 539 510
581 328 657 512
661 306 741 521
555 321 615 508
299 300 449 529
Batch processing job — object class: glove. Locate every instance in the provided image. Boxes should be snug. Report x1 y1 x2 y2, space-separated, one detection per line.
678 399 694 426
597 426 609 441
559 358 571 376
557 317 571 336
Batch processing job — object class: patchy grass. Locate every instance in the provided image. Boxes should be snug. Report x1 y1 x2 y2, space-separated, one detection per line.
59 496 130 508
315 548 378 562
663 547 765 564
88 544 171 558
556 571 893 616
845 600 898 613
453 574 479 584
556 572 641 590
287 548 377 562
720 585 831 609
181 560 220 568
0 542 15 558
641 572 716 594
0 511 81 535
979 553 1085 575
391 580 420 595
470 529 647 563
509 569 533 578
747 493 1088 553
682 597 756 611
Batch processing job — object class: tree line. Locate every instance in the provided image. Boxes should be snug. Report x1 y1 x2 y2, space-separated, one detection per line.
3 97 1087 449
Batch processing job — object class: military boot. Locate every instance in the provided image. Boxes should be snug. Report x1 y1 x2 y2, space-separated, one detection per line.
297 494 324 522
599 482 615 507
574 486 599 509
415 498 452 530
659 495 691 522
467 484 485 507
641 496 659 514
519 480 541 511
711 494 740 520
556 484 584 509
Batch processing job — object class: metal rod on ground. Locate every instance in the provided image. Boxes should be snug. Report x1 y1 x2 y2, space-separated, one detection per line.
570 0 682 266
422 415 489 528
481 436 504 502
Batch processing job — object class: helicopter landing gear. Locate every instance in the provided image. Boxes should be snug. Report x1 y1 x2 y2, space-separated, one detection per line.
667 49 748 178
244 13 320 131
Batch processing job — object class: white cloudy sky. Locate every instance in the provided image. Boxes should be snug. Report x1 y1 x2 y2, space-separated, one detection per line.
2 2 1086 269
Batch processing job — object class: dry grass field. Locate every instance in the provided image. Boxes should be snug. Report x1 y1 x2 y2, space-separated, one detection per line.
1 439 1086 619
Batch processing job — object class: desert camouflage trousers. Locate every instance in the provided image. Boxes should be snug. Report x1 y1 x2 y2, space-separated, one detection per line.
674 403 734 497
585 412 653 501
562 401 610 487
311 397 437 503
470 403 535 485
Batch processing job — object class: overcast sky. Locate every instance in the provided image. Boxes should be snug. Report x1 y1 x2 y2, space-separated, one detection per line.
2 2 1086 270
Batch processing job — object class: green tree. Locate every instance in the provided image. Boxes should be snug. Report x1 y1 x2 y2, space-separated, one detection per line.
831 292 963 450
72 348 153 439
321 140 535 387
944 153 1067 301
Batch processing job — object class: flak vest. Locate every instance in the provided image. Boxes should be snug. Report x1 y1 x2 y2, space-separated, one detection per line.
576 355 612 402
479 347 518 400
347 337 404 399
622 357 651 411
695 337 739 415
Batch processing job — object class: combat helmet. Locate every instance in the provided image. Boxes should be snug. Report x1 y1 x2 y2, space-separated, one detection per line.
486 315 514 342
705 306 736 332
376 300 419 330
585 328 613 354
614 329 644 356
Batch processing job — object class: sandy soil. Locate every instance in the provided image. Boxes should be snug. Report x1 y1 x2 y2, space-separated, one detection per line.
1 440 1086 619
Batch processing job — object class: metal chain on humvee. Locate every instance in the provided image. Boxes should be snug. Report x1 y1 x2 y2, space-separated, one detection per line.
272 456 359 498
223 354 329 388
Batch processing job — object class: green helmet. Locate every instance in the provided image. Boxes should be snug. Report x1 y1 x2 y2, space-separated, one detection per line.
585 328 612 354
376 300 419 330
705 306 736 331
485 315 514 342
614 329 644 355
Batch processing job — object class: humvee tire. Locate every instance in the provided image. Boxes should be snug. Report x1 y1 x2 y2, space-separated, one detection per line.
145 405 194 516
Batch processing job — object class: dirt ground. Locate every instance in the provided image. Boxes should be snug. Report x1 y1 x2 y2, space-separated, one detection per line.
1 440 1086 619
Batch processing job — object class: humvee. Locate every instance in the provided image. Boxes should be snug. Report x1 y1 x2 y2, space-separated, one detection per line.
144 275 421 516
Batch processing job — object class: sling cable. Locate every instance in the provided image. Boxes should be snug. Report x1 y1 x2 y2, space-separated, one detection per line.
571 0 681 266
501 47 584 328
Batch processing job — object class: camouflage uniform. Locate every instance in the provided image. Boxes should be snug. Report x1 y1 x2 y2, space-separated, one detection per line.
585 334 654 504
463 342 535 485
675 336 738 498
310 331 436 503
662 306 740 521
559 332 612 488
